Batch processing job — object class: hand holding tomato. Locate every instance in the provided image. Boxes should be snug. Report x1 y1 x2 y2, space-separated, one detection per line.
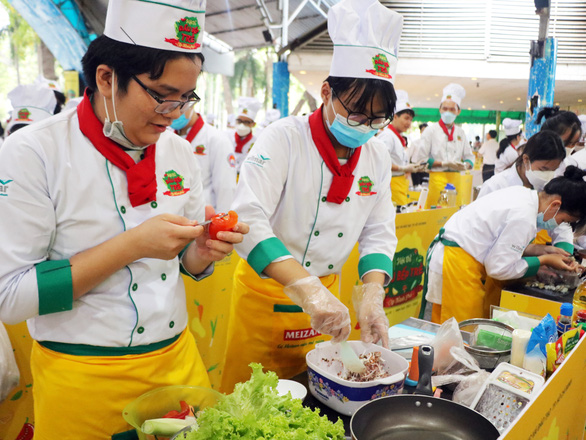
208 210 239 240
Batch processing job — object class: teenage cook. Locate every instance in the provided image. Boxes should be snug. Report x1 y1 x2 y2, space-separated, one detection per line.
232 96 261 174
412 83 474 208
424 166 586 324
494 118 524 174
171 106 237 212
0 1 248 438
5 83 56 136
221 0 402 392
377 90 426 206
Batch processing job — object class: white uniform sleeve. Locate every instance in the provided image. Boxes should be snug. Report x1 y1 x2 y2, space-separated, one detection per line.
209 131 236 213
231 125 292 261
0 134 51 323
549 223 574 247
459 132 474 164
413 127 432 164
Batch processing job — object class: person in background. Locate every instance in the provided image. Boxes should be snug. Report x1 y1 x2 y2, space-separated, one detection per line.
424 166 586 324
494 118 523 174
171 105 236 212
413 83 474 208
257 107 281 135
5 83 56 136
478 129 498 182
231 96 261 174
35 75 66 114
409 122 428 187
472 135 482 152
221 0 401 392
537 107 583 158
0 1 247 437
206 112 216 127
558 115 586 174
226 113 236 130
0 122 4 150
377 90 425 206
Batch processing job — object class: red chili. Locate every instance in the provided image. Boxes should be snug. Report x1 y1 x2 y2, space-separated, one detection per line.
208 210 238 240
163 400 190 419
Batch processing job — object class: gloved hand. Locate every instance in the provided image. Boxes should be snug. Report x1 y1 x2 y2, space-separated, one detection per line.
401 163 427 173
444 161 467 171
352 283 389 348
284 276 351 343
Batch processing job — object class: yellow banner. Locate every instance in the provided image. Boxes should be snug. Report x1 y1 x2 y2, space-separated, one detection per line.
63 70 80 101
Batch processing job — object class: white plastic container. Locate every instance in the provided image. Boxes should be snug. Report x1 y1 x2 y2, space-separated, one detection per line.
305 340 409 416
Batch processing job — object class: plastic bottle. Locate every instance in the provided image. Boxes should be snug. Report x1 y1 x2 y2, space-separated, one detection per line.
575 310 586 331
572 280 586 324
556 303 573 337
437 183 457 208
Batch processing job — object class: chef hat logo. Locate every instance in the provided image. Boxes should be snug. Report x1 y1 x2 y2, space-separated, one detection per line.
17 108 32 121
165 15 202 50
366 54 391 79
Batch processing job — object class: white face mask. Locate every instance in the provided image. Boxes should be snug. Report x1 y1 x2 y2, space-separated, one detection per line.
525 161 555 191
440 111 457 125
236 123 252 137
103 71 148 151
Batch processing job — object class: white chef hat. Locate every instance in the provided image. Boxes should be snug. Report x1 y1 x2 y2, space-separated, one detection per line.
104 0 206 53
6 84 56 134
227 114 236 127
236 97 262 121
328 0 403 84
206 112 216 124
441 83 466 108
578 114 586 141
265 108 281 123
503 118 523 136
394 90 413 115
64 97 83 111
35 75 63 93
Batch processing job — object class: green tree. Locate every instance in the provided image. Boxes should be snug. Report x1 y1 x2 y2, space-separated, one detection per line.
229 49 267 101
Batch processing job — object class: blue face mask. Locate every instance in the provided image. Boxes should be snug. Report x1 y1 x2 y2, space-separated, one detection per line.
536 202 560 231
170 113 190 131
325 99 378 149
440 111 457 125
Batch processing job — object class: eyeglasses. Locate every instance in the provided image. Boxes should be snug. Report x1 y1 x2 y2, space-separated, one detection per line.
332 89 391 129
132 75 200 114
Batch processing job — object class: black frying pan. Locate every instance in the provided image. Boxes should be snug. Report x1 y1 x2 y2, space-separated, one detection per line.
350 345 499 440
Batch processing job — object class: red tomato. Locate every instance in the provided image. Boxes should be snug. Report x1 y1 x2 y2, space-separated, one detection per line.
208 210 238 240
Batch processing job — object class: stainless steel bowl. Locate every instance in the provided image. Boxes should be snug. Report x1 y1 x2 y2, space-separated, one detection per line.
458 319 515 370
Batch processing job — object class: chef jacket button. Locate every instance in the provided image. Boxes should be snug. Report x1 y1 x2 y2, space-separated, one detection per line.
305 261 311 267
338 232 343 238
137 326 144 334
132 283 138 291
314 231 320 236
151 201 158 209
345 197 350 202
321 196 327 202
120 206 126 214
328 264 334 269
161 273 167 281
169 321 175 328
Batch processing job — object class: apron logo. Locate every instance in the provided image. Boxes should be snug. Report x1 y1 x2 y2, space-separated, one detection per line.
194 145 206 155
457 136 462 141
162 170 190 197
165 16 201 50
385 247 424 308
228 154 236 168
245 153 269 168
16 108 32 122
356 176 377 196
283 327 321 341
365 53 392 79
0 179 13 196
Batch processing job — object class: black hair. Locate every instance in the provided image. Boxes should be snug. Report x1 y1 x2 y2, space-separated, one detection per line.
402 135 409 147
81 35 205 94
325 76 397 119
537 107 582 145
515 130 565 166
396 108 415 118
496 132 521 158
419 123 428 131
488 130 498 139
544 165 586 227
0 122 4 137
475 135 480 141
8 124 28 135
53 90 66 114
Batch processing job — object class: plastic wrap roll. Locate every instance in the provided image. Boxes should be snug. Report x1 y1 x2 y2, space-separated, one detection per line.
510 329 531 367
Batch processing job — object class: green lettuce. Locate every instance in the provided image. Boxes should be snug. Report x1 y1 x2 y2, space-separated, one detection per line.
186 363 345 440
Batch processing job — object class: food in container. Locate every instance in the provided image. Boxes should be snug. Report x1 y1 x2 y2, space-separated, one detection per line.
305 340 409 416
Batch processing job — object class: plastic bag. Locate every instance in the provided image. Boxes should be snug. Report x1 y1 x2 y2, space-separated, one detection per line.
523 314 557 378
452 369 491 407
0 322 20 402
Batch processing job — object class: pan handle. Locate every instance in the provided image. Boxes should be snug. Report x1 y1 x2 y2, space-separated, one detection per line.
414 345 434 396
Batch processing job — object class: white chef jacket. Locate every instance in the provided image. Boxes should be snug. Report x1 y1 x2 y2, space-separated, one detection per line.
231 132 257 174
377 127 409 176
495 145 518 174
478 138 498 165
178 121 236 212
478 165 574 250
413 123 474 171
0 108 211 347
427 186 540 304
555 148 586 177
232 114 398 283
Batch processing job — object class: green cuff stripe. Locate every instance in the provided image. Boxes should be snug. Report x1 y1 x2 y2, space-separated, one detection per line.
36 260 73 316
426 158 435 169
273 304 303 313
358 253 393 280
554 242 574 254
248 237 291 275
464 159 474 168
523 256 540 278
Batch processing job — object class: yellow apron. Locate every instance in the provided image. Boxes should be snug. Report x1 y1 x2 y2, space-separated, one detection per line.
434 246 503 324
533 229 552 245
425 171 471 209
391 175 409 206
220 259 338 393
31 329 209 440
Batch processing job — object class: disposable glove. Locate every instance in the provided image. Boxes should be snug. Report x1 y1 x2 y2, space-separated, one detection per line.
401 163 427 173
352 283 389 348
283 276 351 343
444 161 467 171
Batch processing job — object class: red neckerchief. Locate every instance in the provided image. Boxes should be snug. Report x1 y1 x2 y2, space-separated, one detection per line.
235 131 253 153
309 106 362 204
77 89 157 207
438 119 455 141
388 124 406 147
183 113 205 143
